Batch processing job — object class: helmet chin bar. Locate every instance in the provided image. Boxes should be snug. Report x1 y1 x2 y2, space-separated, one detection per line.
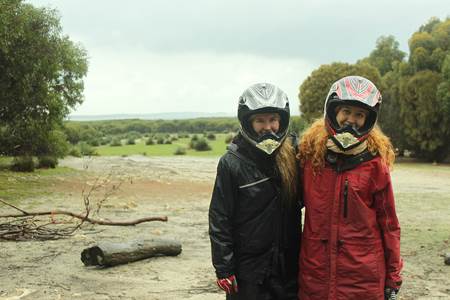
334 132 360 149
333 124 362 149
240 128 285 155
255 138 281 155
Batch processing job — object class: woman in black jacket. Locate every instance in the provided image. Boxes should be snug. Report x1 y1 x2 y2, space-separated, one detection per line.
209 83 302 300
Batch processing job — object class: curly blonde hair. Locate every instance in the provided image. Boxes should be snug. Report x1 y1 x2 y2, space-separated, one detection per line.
297 118 395 172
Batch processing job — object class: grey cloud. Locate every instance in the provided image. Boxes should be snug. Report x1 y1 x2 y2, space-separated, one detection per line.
30 0 449 63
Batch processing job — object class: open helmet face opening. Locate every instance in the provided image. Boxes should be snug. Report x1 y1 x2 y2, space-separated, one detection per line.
324 76 381 150
238 83 290 155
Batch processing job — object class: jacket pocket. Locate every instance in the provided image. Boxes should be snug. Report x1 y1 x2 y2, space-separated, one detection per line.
300 237 329 295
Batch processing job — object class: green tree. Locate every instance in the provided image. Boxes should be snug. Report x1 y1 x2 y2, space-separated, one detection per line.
377 65 408 153
0 0 88 158
298 62 381 122
360 35 406 76
396 17 450 161
399 70 448 161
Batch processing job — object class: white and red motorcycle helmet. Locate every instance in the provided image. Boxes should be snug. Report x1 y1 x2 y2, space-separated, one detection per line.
324 76 382 150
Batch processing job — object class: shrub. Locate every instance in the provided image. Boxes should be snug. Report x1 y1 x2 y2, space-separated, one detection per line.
157 137 164 144
164 139 172 144
193 138 211 151
68 147 82 157
88 139 100 147
10 156 35 172
126 138 136 145
174 147 186 155
191 134 199 142
145 138 155 145
37 156 58 169
100 136 112 145
110 139 122 147
79 142 97 156
206 133 216 140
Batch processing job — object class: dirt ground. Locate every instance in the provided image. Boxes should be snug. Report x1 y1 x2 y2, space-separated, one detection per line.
1 156 449 300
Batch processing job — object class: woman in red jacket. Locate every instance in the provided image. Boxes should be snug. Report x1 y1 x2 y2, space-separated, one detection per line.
297 76 403 300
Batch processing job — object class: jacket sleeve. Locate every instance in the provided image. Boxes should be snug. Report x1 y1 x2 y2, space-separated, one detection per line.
209 157 236 278
374 169 403 289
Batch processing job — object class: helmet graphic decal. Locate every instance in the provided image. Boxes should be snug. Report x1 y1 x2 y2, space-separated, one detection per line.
329 76 381 107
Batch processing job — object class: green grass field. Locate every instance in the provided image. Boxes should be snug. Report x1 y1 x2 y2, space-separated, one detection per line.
0 166 79 203
95 134 230 157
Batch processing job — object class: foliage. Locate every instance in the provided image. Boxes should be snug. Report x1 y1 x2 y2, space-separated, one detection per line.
290 116 309 135
206 132 216 140
110 139 122 147
398 17 450 161
192 138 212 151
0 0 88 160
37 156 58 168
359 35 406 76
377 67 408 153
399 71 447 161
174 147 186 155
95 134 228 157
68 147 81 157
10 156 35 172
78 142 97 156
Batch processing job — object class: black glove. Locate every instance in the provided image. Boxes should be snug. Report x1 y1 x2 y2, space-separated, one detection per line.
384 287 399 300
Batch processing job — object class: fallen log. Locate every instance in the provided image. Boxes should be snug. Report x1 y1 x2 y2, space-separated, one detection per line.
81 238 182 267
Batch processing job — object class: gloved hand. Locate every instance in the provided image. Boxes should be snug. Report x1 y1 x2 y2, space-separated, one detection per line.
384 287 399 300
217 274 238 294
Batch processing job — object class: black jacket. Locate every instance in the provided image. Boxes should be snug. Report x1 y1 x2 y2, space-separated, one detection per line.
209 135 301 283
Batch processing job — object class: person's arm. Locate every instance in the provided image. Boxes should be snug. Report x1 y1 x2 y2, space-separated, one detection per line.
209 157 237 280
374 170 403 291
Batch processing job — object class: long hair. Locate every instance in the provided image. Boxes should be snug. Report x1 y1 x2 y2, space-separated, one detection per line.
298 118 395 172
276 137 299 205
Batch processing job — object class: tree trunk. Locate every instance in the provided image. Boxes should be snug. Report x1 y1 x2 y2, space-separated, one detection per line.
81 238 182 267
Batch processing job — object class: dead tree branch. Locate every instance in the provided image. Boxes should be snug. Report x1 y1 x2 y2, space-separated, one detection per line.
0 208 168 225
0 172 167 241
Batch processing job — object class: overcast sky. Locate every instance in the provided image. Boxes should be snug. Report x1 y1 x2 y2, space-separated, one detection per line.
27 0 449 117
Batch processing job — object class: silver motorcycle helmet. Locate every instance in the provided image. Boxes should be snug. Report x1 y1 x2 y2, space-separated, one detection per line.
237 83 290 155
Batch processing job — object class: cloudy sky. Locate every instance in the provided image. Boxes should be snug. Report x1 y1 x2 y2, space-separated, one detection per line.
27 0 449 117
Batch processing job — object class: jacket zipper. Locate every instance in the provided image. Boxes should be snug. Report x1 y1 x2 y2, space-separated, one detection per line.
343 179 348 218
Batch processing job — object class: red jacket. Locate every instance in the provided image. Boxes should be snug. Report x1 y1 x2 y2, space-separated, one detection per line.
298 155 402 300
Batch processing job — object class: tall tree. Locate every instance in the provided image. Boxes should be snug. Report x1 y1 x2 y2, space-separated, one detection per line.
398 17 450 161
358 35 407 152
0 0 88 158
360 35 406 76
399 71 447 161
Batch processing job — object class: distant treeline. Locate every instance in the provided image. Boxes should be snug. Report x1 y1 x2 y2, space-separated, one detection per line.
63 116 307 145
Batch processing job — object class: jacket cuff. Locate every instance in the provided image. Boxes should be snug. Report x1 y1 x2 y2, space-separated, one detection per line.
385 278 402 289
216 270 234 279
